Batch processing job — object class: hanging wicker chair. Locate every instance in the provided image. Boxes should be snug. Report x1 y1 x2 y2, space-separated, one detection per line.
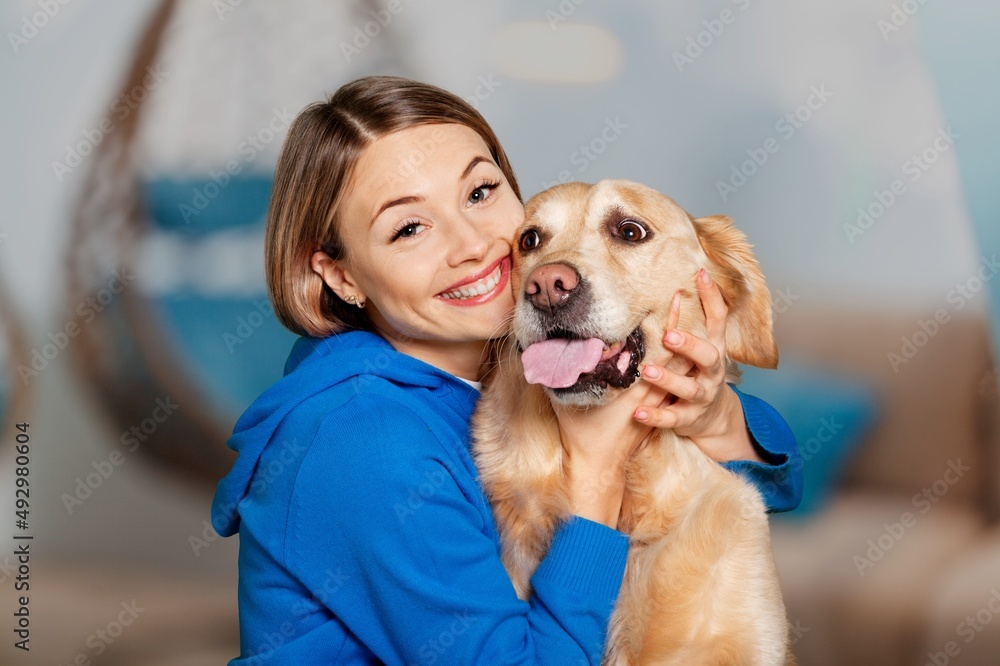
65 0 408 487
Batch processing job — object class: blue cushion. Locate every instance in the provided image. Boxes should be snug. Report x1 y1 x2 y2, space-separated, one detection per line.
143 175 274 237
141 176 297 416
739 361 880 519
153 294 298 416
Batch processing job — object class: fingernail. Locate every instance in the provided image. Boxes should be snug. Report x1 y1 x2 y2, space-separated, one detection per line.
665 331 683 345
642 364 661 379
671 293 681 312
634 409 648 421
699 268 711 284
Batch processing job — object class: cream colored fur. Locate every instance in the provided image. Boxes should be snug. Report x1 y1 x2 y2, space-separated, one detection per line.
471 180 794 665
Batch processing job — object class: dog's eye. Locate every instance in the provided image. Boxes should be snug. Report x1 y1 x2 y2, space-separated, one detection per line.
519 229 541 251
617 220 647 242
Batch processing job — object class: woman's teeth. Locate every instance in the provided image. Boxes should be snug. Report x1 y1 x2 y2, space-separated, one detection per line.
441 265 502 300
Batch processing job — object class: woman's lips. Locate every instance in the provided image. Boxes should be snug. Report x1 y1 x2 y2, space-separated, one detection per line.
437 256 511 307
441 255 505 292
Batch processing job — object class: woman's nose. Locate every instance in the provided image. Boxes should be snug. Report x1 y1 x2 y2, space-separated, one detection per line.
445 212 491 266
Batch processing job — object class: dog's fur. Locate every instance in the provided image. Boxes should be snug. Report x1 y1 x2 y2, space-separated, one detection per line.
471 180 793 665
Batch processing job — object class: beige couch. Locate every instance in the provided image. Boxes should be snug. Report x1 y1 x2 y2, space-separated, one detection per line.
770 307 1000 666
18 306 999 665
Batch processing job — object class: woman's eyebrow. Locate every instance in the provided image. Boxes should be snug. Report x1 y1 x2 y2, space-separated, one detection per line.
370 155 495 226
372 195 423 226
460 155 492 180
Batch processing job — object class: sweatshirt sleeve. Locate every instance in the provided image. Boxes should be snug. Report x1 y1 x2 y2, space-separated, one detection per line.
720 385 803 513
284 395 628 665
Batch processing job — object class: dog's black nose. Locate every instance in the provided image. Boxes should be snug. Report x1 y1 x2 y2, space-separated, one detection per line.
525 263 580 312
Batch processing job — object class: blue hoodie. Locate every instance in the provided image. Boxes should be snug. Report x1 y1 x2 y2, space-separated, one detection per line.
211 330 801 665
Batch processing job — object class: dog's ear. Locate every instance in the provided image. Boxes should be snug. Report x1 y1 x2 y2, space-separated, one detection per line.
691 215 778 369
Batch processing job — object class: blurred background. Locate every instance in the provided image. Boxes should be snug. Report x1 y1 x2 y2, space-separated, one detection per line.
1 0 998 663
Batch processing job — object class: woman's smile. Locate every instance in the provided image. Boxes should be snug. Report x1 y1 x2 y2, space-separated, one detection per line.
437 254 511 306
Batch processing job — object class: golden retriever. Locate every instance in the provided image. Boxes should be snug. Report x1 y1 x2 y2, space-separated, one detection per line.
471 179 793 665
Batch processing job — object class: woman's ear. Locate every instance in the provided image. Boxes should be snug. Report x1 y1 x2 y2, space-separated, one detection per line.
311 250 365 304
691 215 778 369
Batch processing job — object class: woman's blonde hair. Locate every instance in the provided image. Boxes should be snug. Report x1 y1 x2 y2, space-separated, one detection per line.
266 75 522 337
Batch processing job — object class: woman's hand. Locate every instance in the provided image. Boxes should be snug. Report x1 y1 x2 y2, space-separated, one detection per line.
632 268 764 464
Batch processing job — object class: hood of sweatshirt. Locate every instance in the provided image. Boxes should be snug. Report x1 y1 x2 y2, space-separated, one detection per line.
210 330 475 536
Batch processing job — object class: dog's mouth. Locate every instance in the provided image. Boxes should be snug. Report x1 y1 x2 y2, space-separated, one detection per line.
521 326 645 393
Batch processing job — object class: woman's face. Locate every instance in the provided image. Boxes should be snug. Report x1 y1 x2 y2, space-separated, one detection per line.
325 123 524 350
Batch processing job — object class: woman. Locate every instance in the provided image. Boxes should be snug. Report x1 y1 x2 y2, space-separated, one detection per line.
211 76 801 665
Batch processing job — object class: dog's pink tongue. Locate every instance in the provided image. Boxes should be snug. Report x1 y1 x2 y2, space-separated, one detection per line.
522 338 605 388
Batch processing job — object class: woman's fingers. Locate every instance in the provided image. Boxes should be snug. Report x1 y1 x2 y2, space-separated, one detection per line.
695 268 728 348
635 274 730 427
662 328 723 374
667 291 681 329
633 399 702 429
639 365 703 402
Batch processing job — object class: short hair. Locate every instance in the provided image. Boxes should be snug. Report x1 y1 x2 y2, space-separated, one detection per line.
265 76 522 337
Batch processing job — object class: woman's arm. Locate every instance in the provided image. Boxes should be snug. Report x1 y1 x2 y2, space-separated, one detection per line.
285 396 627 665
719 384 803 513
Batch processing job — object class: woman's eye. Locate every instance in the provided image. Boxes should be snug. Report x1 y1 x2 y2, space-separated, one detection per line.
468 180 500 205
519 229 541 251
617 220 647 242
391 221 424 241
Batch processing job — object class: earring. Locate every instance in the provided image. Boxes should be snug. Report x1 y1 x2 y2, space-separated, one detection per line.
343 294 366 309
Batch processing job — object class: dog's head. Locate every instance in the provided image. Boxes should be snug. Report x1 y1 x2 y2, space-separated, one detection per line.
511 179 777 406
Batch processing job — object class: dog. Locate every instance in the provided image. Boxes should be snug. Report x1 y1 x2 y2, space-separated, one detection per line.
471 179 793 665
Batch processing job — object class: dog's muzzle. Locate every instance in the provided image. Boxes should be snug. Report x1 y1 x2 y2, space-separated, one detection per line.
517 262 645 395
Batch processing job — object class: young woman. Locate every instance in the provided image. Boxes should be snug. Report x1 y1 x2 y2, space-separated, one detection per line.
211 76 802 665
